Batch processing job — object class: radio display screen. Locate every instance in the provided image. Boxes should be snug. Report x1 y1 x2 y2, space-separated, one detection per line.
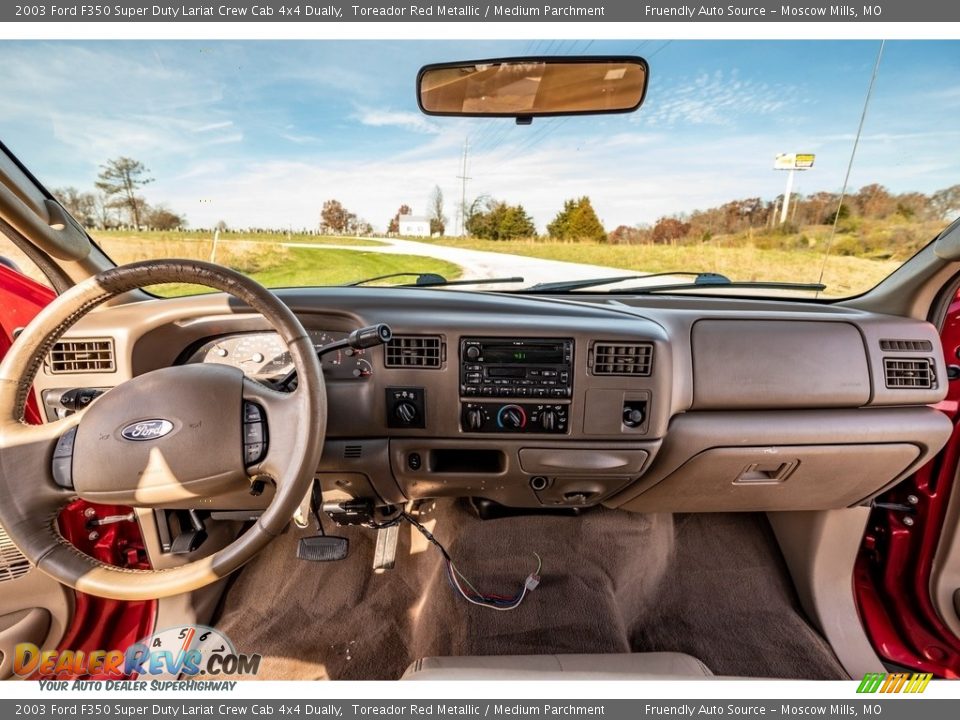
483 344 564 364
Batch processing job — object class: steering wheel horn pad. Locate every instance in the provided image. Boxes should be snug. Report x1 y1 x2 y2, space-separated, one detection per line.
72 364 248 506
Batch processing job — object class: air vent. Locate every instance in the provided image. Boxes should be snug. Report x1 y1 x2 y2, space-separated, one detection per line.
0 525 30 583
591 342 654 376
47 338 115 374
385 335 443 368
343 445 363 459
884 358 936 389
880 339 934 352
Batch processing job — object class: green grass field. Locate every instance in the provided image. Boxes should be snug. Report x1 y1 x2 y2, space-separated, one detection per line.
420 233 906 297
93 232 458 298
90 220 941 299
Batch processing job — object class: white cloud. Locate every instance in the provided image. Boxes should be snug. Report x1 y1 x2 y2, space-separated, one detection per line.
354 108 440 135
637 69 793 128
194 121 234 133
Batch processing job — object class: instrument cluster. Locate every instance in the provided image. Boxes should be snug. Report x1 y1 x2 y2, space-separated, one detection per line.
185 330 374 382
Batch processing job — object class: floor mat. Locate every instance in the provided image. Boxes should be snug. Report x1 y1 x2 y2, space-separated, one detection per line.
630 513 848 679
213 501 846 680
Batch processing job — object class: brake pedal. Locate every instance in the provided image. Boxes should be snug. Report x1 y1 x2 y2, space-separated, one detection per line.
297 535 349 562
373 524 399 572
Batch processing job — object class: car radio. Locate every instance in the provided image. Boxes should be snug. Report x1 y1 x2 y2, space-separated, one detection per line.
460 338 573 399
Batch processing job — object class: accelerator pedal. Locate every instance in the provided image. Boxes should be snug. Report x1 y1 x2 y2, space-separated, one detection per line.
373 523 400 573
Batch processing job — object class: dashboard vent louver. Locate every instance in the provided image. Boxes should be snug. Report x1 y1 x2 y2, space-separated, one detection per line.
880 339 934 352
385 335 443 368
47 338 115 374
591 342 653 377
0 525 30 583
884 358 936 389
343 445 363 459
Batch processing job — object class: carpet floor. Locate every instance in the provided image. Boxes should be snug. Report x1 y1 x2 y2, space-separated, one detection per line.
213 501 847 680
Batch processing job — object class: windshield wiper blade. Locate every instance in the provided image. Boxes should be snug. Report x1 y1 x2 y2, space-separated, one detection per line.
345 272 524 288
345 272 446 287
525 271 730 293
629 280 826 295
524 272 825 295
398 276 525 288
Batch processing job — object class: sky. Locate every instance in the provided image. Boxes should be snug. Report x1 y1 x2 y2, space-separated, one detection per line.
0 39 958 233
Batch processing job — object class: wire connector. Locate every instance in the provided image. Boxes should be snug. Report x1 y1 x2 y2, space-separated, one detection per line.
524 574 541 592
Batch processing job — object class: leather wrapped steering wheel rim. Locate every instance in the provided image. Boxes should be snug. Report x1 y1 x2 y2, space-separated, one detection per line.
0 259 326 600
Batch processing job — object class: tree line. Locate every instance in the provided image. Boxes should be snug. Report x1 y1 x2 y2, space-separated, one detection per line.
608 184 960 246
56 157 187 231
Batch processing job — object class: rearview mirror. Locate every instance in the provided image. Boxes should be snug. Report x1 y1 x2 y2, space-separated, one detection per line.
417 56 649 121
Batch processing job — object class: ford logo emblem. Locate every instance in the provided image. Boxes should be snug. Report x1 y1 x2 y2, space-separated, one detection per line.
120 419 174 441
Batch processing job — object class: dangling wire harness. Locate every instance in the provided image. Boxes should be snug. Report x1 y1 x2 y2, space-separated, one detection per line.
402 512 541 611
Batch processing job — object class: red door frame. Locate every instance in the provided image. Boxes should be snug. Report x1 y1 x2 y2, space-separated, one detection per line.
0 264 54 424
854 287 960 677
0 262 157 678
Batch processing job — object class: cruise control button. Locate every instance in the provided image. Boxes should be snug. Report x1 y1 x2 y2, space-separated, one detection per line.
243 402 263 423
53 426 78 458
52 456 74 489
244 443 264 465
244 422 264 445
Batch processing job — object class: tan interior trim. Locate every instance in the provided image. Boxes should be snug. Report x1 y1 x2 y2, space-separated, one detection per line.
0 153 89 262
768 508 883 678
931 461 960 638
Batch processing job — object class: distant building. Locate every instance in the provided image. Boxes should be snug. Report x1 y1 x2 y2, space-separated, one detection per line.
398 214 431 237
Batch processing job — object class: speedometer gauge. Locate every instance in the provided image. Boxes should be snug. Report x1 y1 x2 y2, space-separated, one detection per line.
186 329 375 382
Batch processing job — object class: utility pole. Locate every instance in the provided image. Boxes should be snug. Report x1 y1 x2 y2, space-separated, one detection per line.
457 138 471 237
779 168 795 225
774 153 815 225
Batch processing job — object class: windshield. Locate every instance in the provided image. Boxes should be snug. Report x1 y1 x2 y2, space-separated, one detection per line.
3 40 958 298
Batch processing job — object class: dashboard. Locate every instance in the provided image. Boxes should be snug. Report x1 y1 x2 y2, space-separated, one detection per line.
38 286 953 519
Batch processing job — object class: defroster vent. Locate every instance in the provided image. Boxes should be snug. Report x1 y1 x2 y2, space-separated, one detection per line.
880 339 934 352
385 335 443 368
591 342 653 376
47 338 115 374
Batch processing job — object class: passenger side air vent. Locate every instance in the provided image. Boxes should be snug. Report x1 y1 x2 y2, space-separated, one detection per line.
591 342 653 376
0 525 30 583
385 335 443 368
880 339 934 352
883 358 936 389
47 338 115 374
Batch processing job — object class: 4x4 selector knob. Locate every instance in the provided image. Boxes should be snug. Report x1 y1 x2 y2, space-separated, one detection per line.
395 401 418 425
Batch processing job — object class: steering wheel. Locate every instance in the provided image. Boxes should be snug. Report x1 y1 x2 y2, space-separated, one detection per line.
0 260 326 600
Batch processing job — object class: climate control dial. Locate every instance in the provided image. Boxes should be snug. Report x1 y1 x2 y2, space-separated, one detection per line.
497 404 527 430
